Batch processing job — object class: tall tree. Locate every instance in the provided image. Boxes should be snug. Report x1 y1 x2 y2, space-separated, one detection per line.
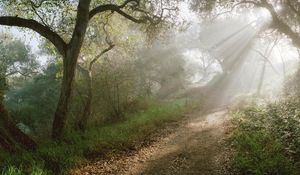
0 0 173 139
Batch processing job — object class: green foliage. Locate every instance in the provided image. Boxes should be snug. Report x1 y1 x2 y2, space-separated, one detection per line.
1 166 22 175
1 99 192 174
5 63 61 136
0 33 38 102
1 165 47 175
230 98 300 174
92 57 138 120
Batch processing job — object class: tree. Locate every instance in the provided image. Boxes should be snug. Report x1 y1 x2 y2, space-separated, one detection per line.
76 29 114 131
6 63 61 136
0 0 173 139
0 34 38 152
190 0 300 48
185 0 300 110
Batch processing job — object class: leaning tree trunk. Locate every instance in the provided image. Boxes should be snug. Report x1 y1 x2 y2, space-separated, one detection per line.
201 40 254 112
0 127 18 153
0 103 37 152
0 72 37 152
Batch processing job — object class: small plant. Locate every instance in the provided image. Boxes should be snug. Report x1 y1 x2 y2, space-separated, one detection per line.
1 166 22 175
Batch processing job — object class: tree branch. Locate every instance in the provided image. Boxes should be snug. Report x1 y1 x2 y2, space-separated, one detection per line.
5 70 37 77
0 16 67 56
260 1 300 48
231 0 300 48
89 1 148 23
251 38 280 75
89 44 114 70
286 0 300 17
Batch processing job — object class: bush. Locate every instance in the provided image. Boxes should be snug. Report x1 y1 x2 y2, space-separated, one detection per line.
230 98 300 174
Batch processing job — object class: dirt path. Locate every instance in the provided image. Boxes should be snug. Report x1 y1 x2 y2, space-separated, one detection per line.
72 110 232 175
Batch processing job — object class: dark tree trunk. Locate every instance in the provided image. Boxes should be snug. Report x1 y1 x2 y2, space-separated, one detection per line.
0 128 18 153
52 54 78 139
52 0 91 139
0 103 37 152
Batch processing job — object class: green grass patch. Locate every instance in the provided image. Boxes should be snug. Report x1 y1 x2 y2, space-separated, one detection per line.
0 98 194 174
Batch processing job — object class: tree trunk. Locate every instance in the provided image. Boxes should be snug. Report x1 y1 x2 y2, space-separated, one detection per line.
256 60 266 96
201 40 253 112
0 103 37 152
76 70 92 131
52 53 80 139
262 1 300 48
51 0 91 139
0 128 18 153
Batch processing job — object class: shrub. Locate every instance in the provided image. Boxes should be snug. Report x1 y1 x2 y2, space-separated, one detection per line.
230 98 300 174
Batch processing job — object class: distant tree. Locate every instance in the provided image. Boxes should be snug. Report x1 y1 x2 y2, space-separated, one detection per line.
0 34 38 152
136 43 188 98
6 63 61 136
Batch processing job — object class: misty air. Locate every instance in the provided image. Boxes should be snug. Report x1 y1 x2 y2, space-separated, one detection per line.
0 0 300 174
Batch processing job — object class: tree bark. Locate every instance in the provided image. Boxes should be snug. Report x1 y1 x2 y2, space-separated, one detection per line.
75 67 92 131
260 0 300 48
0 103 37 152
52 0 91 139
0 128 18 153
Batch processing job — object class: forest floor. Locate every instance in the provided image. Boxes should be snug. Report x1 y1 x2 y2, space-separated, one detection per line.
72 109 234 175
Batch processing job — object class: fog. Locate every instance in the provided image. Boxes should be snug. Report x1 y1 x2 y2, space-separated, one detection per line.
2 2 299 115
135 5 299 108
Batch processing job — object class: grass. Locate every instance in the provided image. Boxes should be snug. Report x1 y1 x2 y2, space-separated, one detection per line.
0 98 194 174
230 99 300 175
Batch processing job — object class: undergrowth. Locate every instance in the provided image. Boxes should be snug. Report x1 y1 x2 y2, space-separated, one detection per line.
230 97 300 175
0 98 194 174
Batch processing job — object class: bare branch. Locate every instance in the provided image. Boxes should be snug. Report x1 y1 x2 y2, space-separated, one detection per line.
29 1 49 27
252 38 280 75
210 0 261 20
5 70 37 77
28 0 47 8
89 0 152 24
89 44 114 70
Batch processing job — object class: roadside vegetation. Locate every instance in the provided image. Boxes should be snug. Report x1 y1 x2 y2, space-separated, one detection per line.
230 72 300 174
1 98 194 174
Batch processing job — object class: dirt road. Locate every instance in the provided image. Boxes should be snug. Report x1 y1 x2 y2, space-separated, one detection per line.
73 110 232 175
